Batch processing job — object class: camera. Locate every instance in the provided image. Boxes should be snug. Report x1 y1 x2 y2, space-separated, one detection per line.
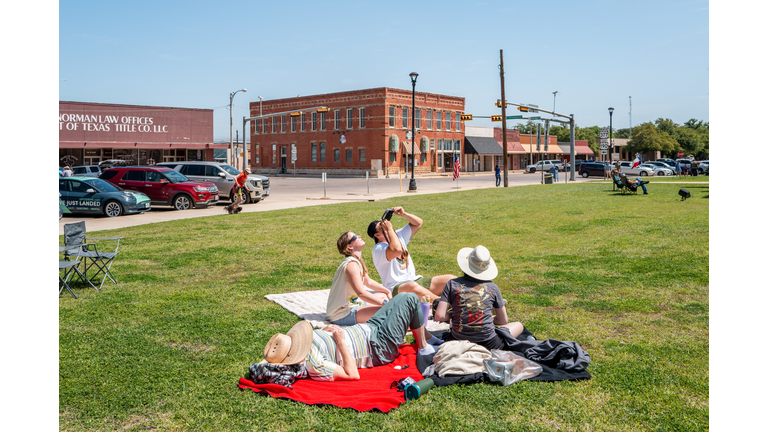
382 208 394 221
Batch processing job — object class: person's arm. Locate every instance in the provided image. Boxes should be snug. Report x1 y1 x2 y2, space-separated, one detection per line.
326 327 359 380
380 219 404 261
363 274 392 300
393 207 423 237
493 306 509 325
435 301 450 322
344 262 386 305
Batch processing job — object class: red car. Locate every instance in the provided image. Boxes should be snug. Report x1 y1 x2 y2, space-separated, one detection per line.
98 166 219 210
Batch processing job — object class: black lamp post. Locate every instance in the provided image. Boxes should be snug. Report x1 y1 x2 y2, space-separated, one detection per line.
409 72 418 192
608 107 614 163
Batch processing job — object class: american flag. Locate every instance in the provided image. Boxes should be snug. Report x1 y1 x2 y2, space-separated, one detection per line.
453 154 461 181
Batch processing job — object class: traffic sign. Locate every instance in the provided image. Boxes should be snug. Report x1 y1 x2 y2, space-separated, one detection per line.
507 115 523 119
678 151 684 157
530 116 541 120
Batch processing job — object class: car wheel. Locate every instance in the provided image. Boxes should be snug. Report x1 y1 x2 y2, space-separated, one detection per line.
242 190 252 205
529 168 536 173
104 200 123 217
581 172 588 178
173 194 192 211
657 171 665 176
639 171 647 177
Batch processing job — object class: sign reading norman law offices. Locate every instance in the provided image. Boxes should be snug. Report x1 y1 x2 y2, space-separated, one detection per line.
59 101 213 146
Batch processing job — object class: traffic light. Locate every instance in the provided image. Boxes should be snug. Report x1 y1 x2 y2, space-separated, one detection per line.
460 114 473 121
495 100 503 107
316 106 330 113
518 106 529 112
491 115 503 122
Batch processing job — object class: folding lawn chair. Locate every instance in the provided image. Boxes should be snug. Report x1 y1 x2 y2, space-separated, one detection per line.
619 176 638 195
63 221 123 290
611 175 627 194
59 246 97 295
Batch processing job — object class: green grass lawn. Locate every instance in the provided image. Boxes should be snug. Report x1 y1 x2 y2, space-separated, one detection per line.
59 180 709 431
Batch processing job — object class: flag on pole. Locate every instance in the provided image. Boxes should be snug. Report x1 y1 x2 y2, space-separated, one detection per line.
631 155 641 169
453 154 461 181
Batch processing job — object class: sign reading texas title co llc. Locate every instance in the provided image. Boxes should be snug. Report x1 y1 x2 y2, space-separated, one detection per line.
59 101 213 146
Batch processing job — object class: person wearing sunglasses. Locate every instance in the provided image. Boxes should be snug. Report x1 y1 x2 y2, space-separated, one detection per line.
326 231 392 325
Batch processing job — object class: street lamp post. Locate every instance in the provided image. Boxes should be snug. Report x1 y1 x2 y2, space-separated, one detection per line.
230 88 247 169
608 107 614 164
552 91 558 116
408 72 418 192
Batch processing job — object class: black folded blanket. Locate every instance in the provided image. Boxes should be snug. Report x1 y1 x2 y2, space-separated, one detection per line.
418 328 591 387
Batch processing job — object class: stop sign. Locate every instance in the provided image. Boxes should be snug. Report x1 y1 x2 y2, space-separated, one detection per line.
678 151 684 158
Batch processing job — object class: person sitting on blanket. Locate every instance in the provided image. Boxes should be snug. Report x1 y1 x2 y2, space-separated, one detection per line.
326 231 392 325
263 293 443 381
434 245 525 351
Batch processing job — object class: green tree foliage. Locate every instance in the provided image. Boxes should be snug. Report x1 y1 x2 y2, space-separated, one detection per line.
674 127 705 156
627 122 679 155
613 128 631 139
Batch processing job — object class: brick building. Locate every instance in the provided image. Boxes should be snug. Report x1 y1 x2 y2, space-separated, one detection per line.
248 88 465 176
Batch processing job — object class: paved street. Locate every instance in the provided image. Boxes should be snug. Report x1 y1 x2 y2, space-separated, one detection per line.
59 170 594 234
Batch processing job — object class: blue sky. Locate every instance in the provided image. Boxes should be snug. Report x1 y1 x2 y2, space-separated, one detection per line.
57 0 709 141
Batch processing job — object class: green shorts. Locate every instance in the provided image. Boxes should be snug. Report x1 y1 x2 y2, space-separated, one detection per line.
366 292 423 366
391 275 429 296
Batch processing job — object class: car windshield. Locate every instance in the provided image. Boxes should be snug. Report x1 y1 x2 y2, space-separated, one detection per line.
163 170 189 183
85 178 122 192
220 164 240 175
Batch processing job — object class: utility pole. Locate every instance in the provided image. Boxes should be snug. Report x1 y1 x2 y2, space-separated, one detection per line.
499 49 509 187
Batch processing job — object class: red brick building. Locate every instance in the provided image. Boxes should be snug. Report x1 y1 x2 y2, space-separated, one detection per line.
248 88 465 175
59 101 225 167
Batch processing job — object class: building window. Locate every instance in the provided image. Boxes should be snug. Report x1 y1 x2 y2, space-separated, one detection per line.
430 139 435 151
272 147 276 164
263 118 267 134
455 139 461 151
346 149 352 162
414 109 421 129
291 116 297 132
312 112 317 131
390 152 396 163
272 116 277 133
311 143 317 162
321 112 327 131
402 108 408 128
427 111 432 129
437 112 442 130
281 115 285 133
359 108 365 128
359 148 366 162
254 119 260 135
334 148 341 162
421 153 426 163
438 152 443 167
301 113 306 132
255 145 260 164
389 106 395 127
446 113 452 131
334 110 340 130
346 109 353 129
319 142 326 162
455 113 461 131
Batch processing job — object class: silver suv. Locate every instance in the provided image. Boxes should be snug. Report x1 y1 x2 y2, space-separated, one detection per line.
71 165 102 177
158 161 269 204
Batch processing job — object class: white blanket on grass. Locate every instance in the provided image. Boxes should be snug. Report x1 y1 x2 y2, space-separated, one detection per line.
264 289 450 332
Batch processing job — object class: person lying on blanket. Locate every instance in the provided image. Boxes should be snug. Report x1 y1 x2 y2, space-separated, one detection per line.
263 293 443 381
434 245 525 351
326 231 392 325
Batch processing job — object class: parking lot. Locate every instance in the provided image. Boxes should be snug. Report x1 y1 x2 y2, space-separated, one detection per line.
59 170 595 234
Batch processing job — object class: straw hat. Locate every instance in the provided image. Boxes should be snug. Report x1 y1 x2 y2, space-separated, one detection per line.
457 245 498 280
263 320 313 365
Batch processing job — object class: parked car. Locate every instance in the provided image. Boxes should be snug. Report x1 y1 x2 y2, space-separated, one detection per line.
157 161 269 203
578 162 609 178
638 163 673 176
71 165 102 178
59 176 151 217
98 166 219 210
526 160 564 173
645 161 675 170
657 158 677 167
696 160 709 175
618 161 654 176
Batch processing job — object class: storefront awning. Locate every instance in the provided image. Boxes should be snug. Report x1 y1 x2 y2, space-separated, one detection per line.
59 141 228 149
503 141 527 154
464 136 503 155
401 141 422 155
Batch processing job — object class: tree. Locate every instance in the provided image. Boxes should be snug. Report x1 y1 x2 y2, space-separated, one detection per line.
674 127 705 156
627 122 679 155
654 118 678 136
613 128 631 139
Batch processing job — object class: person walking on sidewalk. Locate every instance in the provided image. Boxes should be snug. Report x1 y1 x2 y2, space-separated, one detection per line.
494 165 501 187
225 168 250 214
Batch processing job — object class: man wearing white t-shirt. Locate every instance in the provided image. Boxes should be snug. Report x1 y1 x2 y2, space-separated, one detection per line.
367 206 456 302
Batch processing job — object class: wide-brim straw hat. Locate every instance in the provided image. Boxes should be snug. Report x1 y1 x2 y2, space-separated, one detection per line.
263 320 313 365
457 245 498 280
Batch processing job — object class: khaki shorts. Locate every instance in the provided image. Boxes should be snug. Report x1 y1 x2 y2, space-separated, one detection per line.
391 275 431 296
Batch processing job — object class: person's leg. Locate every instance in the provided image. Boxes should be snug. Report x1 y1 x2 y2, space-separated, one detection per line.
396 281 434 302
428 274 458 299
635 178 648 194
499 321 524 338
355 305 383 323
367 293 424 365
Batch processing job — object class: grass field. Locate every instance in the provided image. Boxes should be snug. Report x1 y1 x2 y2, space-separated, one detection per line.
59 180 709 431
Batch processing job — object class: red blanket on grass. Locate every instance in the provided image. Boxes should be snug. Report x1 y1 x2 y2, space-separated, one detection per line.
238 344 423 413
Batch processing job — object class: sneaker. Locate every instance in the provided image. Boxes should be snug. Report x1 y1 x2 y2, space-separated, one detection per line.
234 207 243 214
643 192 648 195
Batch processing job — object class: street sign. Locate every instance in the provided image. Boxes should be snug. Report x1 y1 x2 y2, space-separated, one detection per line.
530 116 541 120
600 127 609 139
507 115 523 119
678 151 684 157
601 149 608 155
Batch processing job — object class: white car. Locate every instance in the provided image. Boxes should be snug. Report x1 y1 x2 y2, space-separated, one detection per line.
526 160 564 173
618 161 654 176
639 163 673 176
